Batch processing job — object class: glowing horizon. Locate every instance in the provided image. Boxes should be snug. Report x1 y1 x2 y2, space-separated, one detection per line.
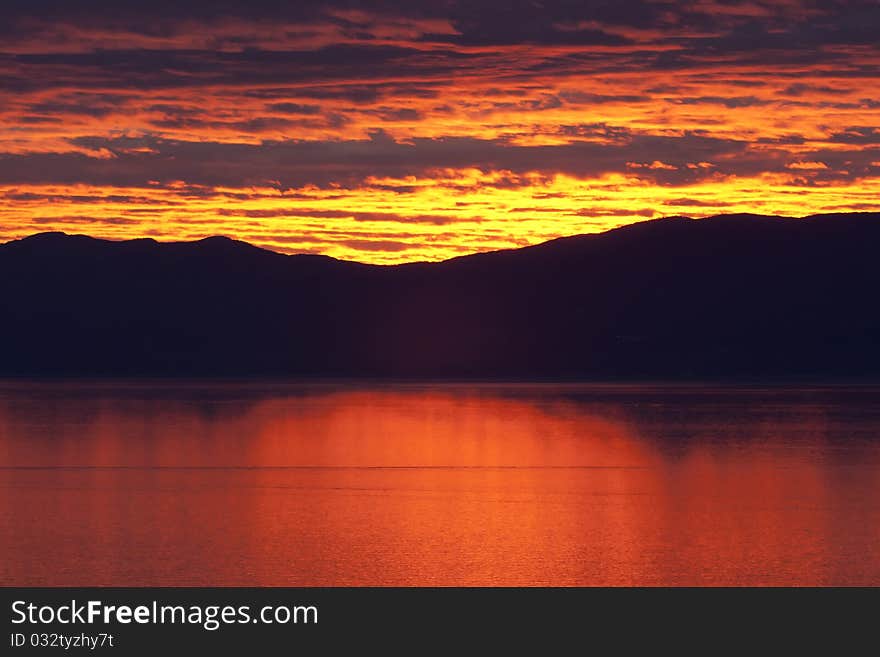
1 1 879 263
8 207 877 266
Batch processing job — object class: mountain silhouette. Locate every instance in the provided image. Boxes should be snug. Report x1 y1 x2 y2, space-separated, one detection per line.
1 212 879 378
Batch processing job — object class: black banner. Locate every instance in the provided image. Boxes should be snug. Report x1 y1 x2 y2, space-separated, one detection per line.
1 588 876 654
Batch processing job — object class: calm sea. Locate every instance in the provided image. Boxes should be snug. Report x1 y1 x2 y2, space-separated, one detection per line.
1 381 878 585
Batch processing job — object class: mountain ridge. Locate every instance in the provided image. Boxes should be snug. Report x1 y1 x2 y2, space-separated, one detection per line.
1 211 879 378
9 211 880 266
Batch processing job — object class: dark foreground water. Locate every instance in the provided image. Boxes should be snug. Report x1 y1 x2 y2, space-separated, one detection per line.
1 382 879 586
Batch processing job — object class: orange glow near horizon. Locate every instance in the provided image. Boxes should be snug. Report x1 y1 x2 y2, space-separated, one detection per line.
1 3 878 263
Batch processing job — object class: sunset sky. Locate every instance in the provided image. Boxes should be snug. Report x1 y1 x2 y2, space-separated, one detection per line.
2 0 879 263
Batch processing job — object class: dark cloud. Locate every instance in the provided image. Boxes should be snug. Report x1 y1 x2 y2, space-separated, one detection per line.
217 208 459 224
338 238 414 252
663 198 733 208
776 83 851 97
828 127 880 145
2 191 176 205
245 84 440 104
0 1 670 44
13 115 63 124
667 95 771 109
573 208 656 217
29 214 139 225
4 45 476 93
367 107 423 122
266 103 322 115
0 2 873 94
27 100 120 118
559 91 649 105
0 129 815 190
150 115 300 132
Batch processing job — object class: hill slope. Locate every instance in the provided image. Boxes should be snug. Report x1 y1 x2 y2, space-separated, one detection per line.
1 213 879 378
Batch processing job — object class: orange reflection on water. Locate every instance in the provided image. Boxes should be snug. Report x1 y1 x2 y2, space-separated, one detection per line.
1 383 879 585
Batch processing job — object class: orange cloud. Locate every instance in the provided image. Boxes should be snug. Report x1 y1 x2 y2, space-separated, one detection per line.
0 1 878 262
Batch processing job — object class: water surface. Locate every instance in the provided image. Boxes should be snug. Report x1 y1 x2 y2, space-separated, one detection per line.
1 382 879 585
